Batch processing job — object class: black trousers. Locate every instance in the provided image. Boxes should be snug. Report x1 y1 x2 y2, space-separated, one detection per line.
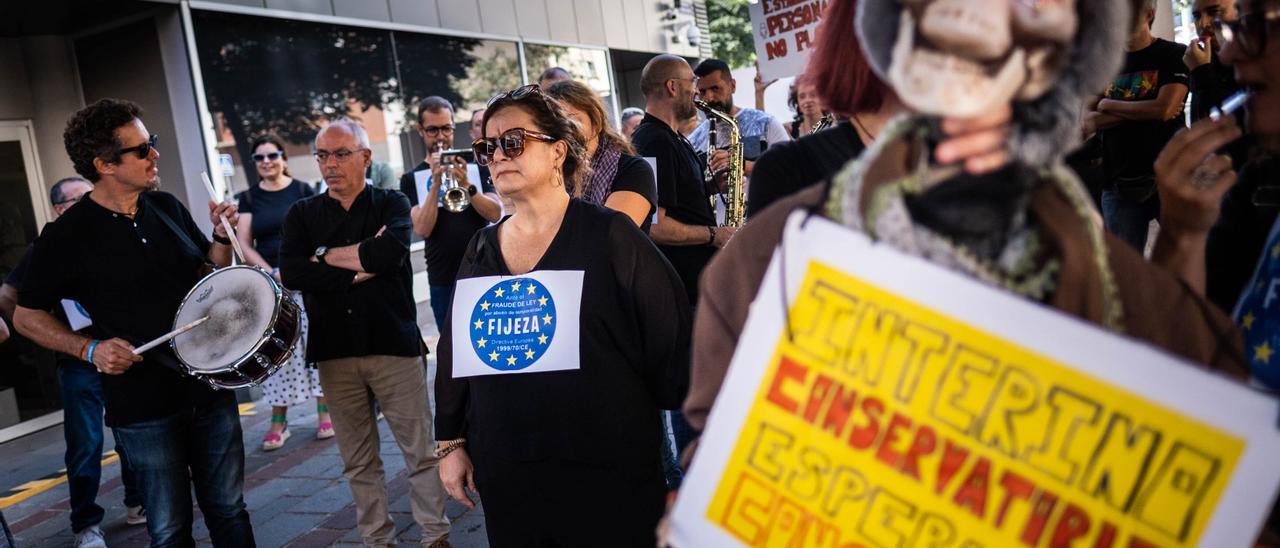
472 453 666 548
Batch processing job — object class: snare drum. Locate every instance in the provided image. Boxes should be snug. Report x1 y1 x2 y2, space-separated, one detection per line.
170 265 302 389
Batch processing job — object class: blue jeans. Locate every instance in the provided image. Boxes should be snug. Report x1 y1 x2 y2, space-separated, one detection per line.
59 361 143 533
114 398 254 547
660 410 697 490
1102 188 1161 253
428 284 454 333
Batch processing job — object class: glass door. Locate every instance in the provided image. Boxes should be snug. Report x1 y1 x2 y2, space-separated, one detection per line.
0 120 59 436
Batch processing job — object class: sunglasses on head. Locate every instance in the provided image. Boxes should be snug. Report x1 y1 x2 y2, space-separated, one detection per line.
486 84 542 109
472 128 557 166
1214 6 1280 58
252 151 283 163
117 134 158 160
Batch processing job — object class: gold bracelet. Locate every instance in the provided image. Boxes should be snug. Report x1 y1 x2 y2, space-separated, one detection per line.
435 439 466 458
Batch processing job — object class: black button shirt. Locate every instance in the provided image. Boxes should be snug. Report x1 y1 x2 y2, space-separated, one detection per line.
18 192 230 427
279 185 419 362
630 113 716 303
399 162 496 288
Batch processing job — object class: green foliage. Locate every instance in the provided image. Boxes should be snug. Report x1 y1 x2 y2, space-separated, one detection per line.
708 0 756 68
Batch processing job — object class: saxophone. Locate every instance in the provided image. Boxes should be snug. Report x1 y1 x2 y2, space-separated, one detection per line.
693 99 745 228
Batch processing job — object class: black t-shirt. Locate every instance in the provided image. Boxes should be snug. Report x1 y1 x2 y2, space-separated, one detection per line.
398 162 496 287
436 199 690 467
17 191 231 427
235 179 315 267
602 153 658 233
1100 38 1189 184
748 121 864 217
630 113 716 302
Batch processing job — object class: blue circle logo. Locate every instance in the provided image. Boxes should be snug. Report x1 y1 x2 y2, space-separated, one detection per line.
469 277 556 371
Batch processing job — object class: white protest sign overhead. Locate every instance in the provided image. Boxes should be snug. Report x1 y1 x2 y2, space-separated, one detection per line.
750 0 827 82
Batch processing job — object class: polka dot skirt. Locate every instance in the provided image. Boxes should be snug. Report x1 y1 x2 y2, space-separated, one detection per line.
263 290 323 407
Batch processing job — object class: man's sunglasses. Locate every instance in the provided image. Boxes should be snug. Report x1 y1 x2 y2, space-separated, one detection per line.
472 128 557 166
117 134 158 160
252 151 283 163
1214 6 1280 58
486 84 541 109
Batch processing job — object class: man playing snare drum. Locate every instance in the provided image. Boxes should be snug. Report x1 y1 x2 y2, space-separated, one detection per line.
13 98 254 547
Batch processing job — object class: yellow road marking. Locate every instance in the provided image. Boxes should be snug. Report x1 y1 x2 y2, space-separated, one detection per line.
238 403 256 415
0 451 120 509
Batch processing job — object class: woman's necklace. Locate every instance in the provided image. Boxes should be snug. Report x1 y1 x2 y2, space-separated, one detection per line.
852 114 877 145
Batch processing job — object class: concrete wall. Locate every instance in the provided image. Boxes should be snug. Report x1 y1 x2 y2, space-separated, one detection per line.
186 0 701 56
0 37 82 200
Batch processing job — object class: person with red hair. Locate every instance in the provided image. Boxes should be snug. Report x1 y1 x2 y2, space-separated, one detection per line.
746 0 904 216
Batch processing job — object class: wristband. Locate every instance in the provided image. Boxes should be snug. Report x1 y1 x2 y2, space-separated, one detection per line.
78 338 92 361
435 438 466 458
706 226 716 246
86 339 101 366
212 232 232 245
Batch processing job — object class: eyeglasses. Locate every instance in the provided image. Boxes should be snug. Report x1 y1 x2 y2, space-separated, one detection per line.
670 76 699 88
314 149 364 163
1214 7 1280 58
116 134 158 160
486 84 541 109
252 151 283 163
421 124 455 137
472 128 557 166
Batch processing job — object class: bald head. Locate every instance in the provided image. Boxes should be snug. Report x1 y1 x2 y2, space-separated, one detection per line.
641 54 694 98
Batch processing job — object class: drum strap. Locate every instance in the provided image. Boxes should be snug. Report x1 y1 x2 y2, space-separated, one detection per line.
145 194 213 268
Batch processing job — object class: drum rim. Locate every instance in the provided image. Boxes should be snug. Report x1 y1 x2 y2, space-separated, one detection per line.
170 265 286 375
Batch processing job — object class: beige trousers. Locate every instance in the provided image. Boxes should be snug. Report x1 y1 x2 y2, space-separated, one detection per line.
317 354 449 546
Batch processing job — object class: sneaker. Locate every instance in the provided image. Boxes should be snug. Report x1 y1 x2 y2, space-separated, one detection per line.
126 505 147 525
424 534 451 548
316 421 335 440
75 525 107 548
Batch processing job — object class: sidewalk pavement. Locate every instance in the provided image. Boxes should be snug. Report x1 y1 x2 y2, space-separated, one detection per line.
0 301 488 547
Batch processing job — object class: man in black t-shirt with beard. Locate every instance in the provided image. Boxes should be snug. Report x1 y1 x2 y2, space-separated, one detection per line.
399 96 502 332
1085 0 1190 252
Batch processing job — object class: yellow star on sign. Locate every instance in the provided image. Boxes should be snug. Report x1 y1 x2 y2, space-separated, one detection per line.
476 338 487 348
474 319 483 330
512 281 521 292
527 284 537 294
494 288 505 297
542 313 552 325
507 355 517 366
1256 342 1274 364
488 351 499 362
538 296 548 307
480 301 490 311
538 334 548 345
1243 312 1257 330
525 349 535 360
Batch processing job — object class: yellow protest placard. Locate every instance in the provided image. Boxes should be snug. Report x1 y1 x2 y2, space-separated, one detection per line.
671 214 1280 547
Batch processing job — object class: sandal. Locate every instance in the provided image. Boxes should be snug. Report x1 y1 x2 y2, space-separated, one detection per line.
316 404 335 440
263 416 290 451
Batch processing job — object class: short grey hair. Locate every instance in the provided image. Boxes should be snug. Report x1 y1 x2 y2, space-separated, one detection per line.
621 107 644 122
317 118 371 149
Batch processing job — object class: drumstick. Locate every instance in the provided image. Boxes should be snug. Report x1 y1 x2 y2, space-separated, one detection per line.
201 172 246 265
133 316 210 355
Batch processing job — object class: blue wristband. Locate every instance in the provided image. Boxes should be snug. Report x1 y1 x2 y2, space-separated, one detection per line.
86 339 100 366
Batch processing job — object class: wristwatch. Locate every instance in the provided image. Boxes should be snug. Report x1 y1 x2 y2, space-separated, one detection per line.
315 246 329 265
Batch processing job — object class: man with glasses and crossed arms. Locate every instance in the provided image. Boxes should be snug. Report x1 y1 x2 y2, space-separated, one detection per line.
399 97 502 332
13 98 250 547
280 119 451 548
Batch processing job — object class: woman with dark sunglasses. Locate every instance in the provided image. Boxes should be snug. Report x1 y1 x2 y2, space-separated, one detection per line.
434 85 691 546
232 134 332 451
544 80 658 231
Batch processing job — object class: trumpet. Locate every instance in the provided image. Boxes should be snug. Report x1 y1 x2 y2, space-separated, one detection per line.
694 98 745 228
435 143 471 213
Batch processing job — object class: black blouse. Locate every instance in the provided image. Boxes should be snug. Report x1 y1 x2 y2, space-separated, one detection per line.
435 199 691 467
